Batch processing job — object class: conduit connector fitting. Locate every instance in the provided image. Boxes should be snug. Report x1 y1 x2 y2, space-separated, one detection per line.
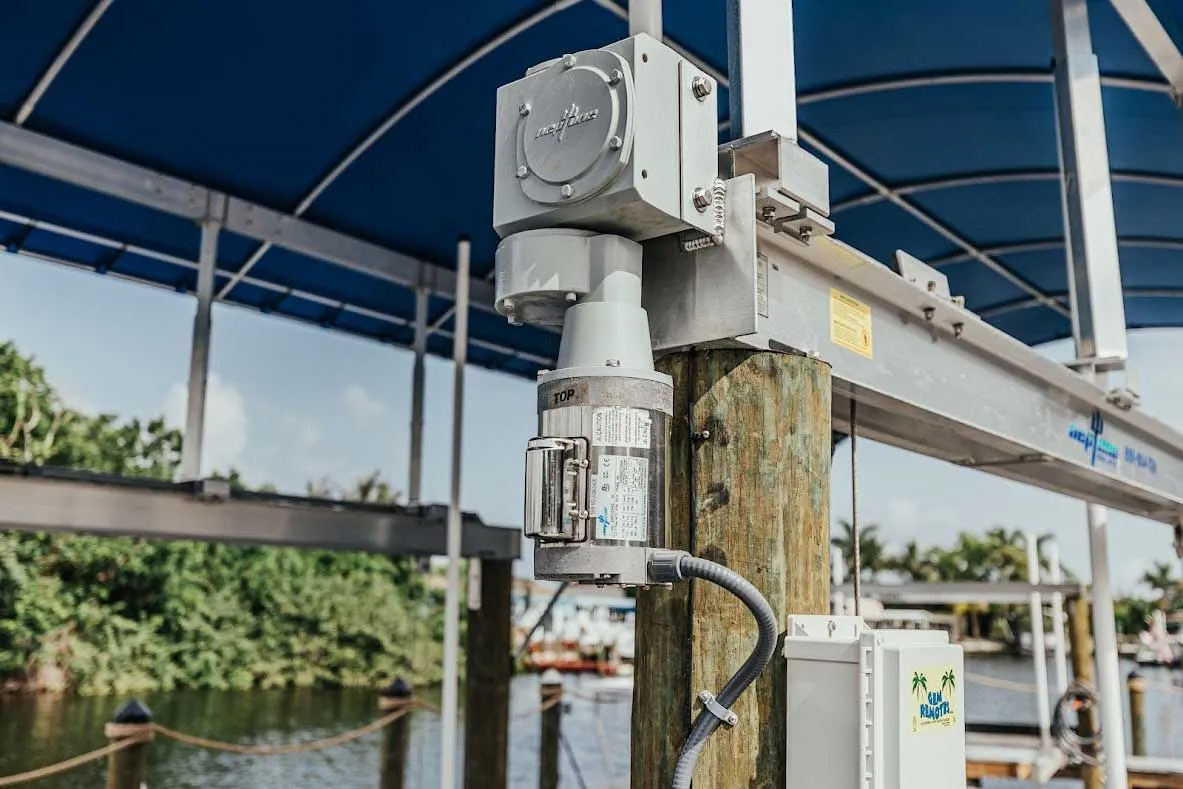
647 549 688 583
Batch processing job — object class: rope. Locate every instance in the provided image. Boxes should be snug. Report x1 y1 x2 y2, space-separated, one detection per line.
0 734 148 787
152 704 411 755
1052 681 1103 767
512 694 563 721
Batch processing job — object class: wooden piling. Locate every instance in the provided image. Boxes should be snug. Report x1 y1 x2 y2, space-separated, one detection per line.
1068 596 1102 789
379 679 413 789
463 557 513 789
105 699 153 789
631 350 831 789
539 669 564 789
1129 670 1147 757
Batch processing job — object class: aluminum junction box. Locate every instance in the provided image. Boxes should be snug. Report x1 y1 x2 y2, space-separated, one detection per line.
493 34 719 241
784 616 966 789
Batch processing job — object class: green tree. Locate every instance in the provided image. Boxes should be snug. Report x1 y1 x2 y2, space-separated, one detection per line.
0 341 439 695
1141 561 1179 609
889 540 939 582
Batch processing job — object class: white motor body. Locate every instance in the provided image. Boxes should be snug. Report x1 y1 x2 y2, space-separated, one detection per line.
784 616 966 789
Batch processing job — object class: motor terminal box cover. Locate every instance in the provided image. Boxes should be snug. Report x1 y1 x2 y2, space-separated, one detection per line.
784 615 966 789
492 34 719 241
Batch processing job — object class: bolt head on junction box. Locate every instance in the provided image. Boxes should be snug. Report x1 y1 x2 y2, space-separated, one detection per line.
493 34 720 242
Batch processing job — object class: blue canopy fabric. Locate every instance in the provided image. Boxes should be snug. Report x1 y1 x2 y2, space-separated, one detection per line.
2 0 1181 377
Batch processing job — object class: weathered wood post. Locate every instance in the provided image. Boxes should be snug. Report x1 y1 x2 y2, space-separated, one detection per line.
463 557 513 789
1067 595 1102 789
105 699 153 789
1128 669 1147 757
631 350 831 789
539 669 564 789
379 678 413 789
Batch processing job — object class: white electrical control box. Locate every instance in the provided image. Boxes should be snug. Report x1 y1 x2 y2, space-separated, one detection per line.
784 616 966 789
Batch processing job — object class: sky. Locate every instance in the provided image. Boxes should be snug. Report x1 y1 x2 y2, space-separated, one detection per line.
1 251 1180 596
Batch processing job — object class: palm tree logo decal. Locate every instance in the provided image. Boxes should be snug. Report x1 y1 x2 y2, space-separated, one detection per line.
941 669 956 696
911 671 927 699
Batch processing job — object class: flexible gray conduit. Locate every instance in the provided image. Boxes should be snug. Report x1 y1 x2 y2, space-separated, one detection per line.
669 554 778 789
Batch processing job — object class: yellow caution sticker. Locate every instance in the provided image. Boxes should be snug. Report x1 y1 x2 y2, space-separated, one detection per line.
829 288 873 359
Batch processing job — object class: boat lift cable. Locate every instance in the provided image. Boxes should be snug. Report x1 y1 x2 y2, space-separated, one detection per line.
648 551 778 789
514 581 571 662
851 398 862 615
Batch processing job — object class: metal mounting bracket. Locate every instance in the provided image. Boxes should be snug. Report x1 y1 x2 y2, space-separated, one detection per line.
697 689 738 727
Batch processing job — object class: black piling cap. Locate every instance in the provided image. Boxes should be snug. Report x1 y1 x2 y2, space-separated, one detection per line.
1129 669 1144 682
381 677 413 699
112 698 153 724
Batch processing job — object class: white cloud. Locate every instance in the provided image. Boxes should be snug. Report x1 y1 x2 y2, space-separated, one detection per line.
164 373 248 475
342 384 385 423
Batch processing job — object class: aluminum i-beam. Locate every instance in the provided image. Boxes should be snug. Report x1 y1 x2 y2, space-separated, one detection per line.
644 185 1183 526
0 464 520 559
836 582 1085 605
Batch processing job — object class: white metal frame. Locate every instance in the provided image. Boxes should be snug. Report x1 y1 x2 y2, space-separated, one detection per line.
16 0 115 127
1026 533 1052 750
1110 0 1183 101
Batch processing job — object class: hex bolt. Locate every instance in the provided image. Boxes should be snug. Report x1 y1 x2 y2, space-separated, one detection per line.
692 429 711 441
564 291 578 303
923 307 935 322
608 136 623 151
560 183 574 199
953 322 965 339
761 205 777 223
726 712 739 726
799 225 813 242
698 690 711 703
609 68 623 85
519 102 531 116
606 359 621 367
691 75 713 101
516 165 529 179
562 54 576 69
693 187 711 212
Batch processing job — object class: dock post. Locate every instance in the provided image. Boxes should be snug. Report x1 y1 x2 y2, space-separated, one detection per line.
104 699 153 789
539 669 563 789
1068 596 1102 789
1128 669 1147 757
631 351 831 789
463 557 512 789
379 678 413 789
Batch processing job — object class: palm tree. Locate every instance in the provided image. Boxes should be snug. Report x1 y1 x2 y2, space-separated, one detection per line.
831 520 887 582
911 671 927 699
1142 561 1180 609
890 540 938 582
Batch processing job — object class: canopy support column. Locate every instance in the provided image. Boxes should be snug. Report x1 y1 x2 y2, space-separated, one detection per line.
726 0 797 139
408 286 429 504
1027 533 1052 750
1052 1 1131 785
180 204 223 480
440 237 470 789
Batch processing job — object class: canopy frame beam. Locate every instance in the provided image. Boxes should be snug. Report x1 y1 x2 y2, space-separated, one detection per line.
1110 0 1183 101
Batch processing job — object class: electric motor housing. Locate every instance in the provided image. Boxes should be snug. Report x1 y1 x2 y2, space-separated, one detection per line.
492 34 720 242
526 367 672 585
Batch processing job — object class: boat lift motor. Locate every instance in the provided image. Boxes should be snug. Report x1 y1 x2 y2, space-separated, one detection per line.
492 33 720 585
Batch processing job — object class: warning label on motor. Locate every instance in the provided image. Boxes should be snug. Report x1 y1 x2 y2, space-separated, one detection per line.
591 455 649 542
829 287 873 359
591 407 652 449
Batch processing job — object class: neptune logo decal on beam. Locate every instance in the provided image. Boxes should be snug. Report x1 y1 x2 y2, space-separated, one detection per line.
1068 410 1119 468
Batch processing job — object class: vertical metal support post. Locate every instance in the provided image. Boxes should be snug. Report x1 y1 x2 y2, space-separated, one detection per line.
439 237 470 789
1051 0 1129 366
180 215 221 480
1027 533 1052 750
408 287 429 504
1047 539 1069 696
1052 1 1131 782
725 0 797 139
628 0 662 38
